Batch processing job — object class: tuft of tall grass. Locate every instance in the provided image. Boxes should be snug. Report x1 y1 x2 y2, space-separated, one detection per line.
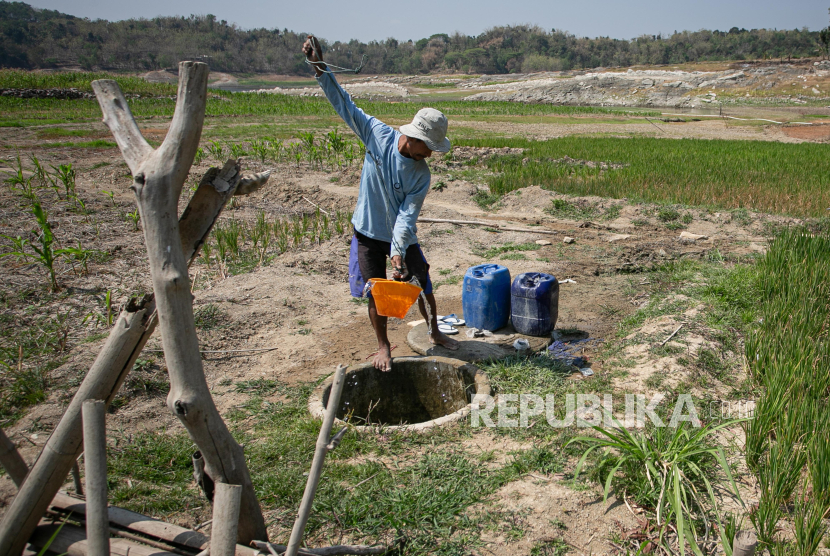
569 413 744 556
545 198 599 220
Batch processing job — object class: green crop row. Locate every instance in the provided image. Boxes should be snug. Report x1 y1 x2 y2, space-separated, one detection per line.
199 209 352 276
0 69 177 96
459 136 830 218
742 226 830 553
0 90 656 127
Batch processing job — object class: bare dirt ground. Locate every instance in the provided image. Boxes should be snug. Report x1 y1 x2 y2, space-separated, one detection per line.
0 110 802 552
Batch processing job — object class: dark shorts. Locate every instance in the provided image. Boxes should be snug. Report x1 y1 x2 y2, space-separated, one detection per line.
349 231 432 297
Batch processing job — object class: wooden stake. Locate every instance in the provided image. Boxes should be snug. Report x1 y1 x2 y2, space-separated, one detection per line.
82 400 110 556
211 483 242 556
71 459 83 496
285 365 347 556
733 530 758 556
0 427 28 486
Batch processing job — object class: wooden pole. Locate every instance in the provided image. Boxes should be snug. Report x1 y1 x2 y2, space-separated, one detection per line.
71 459 83 496
211 483 242 556
81 400 110 556
285 366 347 556
92 62 267 543
0 427 28 486
0 159 255 556
733 530 758 556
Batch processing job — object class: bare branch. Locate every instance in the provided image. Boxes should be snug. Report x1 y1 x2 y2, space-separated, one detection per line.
156 61 210 194
91 79 152 174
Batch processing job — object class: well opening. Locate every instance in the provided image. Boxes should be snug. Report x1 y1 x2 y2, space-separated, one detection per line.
310 357 490 431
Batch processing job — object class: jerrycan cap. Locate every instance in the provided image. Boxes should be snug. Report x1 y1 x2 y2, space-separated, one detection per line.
520 272 555 286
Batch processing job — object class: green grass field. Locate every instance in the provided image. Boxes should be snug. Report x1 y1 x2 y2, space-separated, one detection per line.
457 136 830 218
0 94 655 126
0 69 176 96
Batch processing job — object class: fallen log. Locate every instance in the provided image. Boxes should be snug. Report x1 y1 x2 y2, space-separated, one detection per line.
50 492 209 551
30 523 177 556
48 491 255 555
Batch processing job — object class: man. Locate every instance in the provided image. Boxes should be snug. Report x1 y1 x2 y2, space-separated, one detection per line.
302 36 459 372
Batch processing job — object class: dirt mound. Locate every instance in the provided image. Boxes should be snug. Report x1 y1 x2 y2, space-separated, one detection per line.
208 72 239 87
450 146 524 162
462 65 827 108
256 80 410 100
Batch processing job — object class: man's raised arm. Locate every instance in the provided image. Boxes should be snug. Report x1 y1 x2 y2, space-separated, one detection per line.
302 36 375 145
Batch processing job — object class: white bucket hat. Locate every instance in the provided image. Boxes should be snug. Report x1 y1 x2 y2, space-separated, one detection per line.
399 108 451 153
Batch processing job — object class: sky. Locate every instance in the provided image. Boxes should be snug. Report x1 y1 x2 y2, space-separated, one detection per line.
27 0 829 43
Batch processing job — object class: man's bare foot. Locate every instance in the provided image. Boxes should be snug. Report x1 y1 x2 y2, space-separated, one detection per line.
430 330 460 350
372 344 393 372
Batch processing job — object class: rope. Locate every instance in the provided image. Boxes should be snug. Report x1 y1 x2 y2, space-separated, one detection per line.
306 56 368 75
306 35 367 74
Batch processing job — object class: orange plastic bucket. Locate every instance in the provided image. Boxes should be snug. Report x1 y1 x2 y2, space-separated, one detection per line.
366 278 423 319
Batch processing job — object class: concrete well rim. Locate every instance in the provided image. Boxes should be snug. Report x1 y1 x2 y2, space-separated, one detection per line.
308 356 491 433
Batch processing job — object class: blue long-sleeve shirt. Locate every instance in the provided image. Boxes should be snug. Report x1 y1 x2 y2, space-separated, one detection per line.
316 72 430 258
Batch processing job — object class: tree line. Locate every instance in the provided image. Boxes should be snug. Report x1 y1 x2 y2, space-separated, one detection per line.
0 1 824 75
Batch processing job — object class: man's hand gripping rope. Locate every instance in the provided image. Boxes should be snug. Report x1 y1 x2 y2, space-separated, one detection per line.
302 35 366 75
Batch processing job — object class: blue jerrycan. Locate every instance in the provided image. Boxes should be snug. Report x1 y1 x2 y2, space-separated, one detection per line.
462 264 511 331
510 272 559 336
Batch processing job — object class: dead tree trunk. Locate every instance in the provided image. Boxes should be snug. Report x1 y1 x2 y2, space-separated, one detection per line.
91 61 267 543
0 126 263 556
0 428 28 486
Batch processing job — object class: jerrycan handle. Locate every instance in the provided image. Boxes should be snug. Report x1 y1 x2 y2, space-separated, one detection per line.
473 264 501 277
